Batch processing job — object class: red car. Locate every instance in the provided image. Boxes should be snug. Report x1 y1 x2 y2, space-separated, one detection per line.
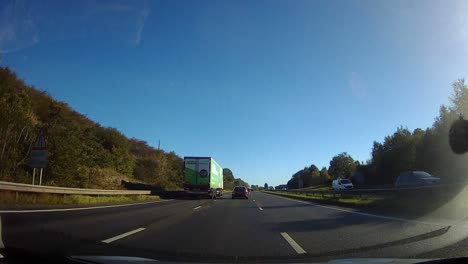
232 186 249 199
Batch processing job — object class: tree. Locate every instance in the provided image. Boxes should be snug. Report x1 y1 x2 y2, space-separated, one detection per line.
320 167 331 183
450 79 468 115
0 72 37 180
223 168 235 190
285 79 468 185
0 67 187 189
234 178 249 187
328 152 356 179
264 183 269 189
286 164 322 189
309 165 321 185
251 185 260 191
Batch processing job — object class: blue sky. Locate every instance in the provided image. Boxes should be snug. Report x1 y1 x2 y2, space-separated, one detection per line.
1 0 467 186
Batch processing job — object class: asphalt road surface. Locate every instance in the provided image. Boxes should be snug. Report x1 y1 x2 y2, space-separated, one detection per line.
2 192 468 262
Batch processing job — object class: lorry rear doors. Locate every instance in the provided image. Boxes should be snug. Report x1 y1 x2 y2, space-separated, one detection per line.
185 158 210 185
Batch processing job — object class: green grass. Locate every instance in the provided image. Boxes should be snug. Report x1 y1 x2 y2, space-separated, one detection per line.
63 194 159 204
296 185 332 191
262 190 382 207
0 191 160 206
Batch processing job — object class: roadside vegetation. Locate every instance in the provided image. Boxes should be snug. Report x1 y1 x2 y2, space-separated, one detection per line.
223 168 249 190
281 79 468 190
0 67 248 190
0 191 159 205
296 185 331 191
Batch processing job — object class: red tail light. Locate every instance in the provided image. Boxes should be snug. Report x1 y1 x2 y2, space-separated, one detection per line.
245 189 248 193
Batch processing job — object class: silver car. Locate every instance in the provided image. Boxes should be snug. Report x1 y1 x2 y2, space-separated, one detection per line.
395 171 440 188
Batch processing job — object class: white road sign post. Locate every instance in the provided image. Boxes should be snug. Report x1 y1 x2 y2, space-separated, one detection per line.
29 132 48 185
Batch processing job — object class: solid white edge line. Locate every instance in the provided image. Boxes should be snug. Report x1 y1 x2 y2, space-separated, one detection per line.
102 228 146 244
0 199 173 214
280 232 306 254
0 216 4 249
193 206 202 210
0 253 3 258
263 192 442 226
258 207 263 210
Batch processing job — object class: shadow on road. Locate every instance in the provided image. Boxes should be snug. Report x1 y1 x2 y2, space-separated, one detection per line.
267 210 401 233
360 183 468 221
268 183 468 222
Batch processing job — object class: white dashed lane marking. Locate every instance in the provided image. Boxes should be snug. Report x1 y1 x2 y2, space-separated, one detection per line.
280 232 306 254
102 228 146 243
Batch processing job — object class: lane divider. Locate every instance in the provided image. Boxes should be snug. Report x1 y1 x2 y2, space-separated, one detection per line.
193 206 202 210
280 232 306 254
252 199 263 211
102 228 146 243
0 199 174 214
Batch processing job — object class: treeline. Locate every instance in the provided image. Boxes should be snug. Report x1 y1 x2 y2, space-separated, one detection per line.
223 168 249 190
0 68 251 190
0 67 185 189
287 165 332 189
287 79 468 189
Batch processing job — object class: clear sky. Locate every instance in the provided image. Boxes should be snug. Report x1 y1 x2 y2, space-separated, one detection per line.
1 0 467 186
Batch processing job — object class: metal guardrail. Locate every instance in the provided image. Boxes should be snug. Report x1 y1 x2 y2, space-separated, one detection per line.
0 181 151 196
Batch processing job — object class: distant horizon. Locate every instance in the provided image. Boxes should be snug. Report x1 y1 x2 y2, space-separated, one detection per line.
1 0 467 186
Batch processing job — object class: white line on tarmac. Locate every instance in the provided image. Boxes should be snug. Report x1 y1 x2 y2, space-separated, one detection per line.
258 207 263 211
193 206 202 210
264 193 443 226
280 232 306 254
0 200 173 214
102 228 146 243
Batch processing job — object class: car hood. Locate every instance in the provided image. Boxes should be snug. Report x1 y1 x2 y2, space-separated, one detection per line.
69 256 435 264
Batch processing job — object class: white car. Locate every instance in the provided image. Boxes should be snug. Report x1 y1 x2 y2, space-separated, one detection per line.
332 179 354 190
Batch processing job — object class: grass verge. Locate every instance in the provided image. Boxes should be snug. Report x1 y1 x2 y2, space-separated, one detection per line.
295 185 332 191
262 190 383 208
0 191 160 206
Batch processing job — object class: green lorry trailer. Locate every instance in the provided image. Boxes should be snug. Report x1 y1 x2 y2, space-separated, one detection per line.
183 157 224 199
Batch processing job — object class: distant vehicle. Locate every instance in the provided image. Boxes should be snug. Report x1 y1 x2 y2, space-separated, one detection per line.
183 157 224 199
248 188 253 192
268 186 274 190
232 186 249 199
395 171 441 188
332 179 354 190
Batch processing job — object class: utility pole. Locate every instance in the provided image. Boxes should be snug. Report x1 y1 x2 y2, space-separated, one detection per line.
158 140 160 150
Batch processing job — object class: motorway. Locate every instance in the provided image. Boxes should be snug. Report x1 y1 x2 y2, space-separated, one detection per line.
3 192 468 262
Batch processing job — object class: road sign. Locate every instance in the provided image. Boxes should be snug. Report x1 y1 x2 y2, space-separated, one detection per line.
32 132 47 150
29 150 48 168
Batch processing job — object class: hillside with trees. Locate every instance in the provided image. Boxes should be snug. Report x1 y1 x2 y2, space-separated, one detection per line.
223 168 249 190
0 67 247 190
287 79 468 189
